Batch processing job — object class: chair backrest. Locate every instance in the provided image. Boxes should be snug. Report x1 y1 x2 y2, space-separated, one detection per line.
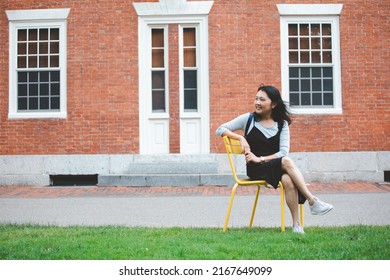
223 136 244 182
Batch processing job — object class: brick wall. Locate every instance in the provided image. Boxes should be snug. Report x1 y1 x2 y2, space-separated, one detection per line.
209 0 389 153
1 0 389 156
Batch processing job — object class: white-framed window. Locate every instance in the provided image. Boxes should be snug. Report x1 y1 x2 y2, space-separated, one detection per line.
6 8 70 119
151 26 168 113
180 25 199 113
278 4 343 114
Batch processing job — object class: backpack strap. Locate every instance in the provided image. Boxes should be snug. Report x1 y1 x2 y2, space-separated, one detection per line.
244 113 254 136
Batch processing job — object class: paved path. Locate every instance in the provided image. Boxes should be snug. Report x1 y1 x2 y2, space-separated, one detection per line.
0 182 389 229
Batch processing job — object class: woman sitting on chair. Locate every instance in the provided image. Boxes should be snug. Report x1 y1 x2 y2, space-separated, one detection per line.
216 85 333 234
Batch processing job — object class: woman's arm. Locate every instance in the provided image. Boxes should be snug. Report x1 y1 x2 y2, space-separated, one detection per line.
215 113 251 153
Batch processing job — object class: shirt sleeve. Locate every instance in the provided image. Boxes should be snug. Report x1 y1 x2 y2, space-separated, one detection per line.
215 113 250 137
275 120 290 158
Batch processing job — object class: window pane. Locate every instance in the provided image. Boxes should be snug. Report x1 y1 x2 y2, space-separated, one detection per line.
50 42 59 54
311 24 321 36
290 93 300 106
152 49 164 67
184 90 197 110
18 98 28 110
51 97 60 110
28 56 37 68
300 51 309 63
288 67 334 108
289 67 299 78
152 71 165 89
183 28 196 47
18 29 27 41
17 71 61 111
152 90 165 111
184 70 197 111
288 24 298 36
40 97 49 109
41 83 49 96
152 29 164 48
324 92 333 105
29 84 38 96
184 48 196 67
312 92 322 105
28 42 37 54
299 24 309 36
39 42 48 54
322 38 332 49
152 70 165 112
312 67 321 77
18 57 27 68
39 29 49 40
18 43 27 55
301 79 310 91
51 83 60 95
301 93 311 105
30 72 38 82
29 97 38 109
301 68 310 77
51 71 60 82
28 29 38 41
322 24 332 36
184 70 197 88
50 55 59 67
289 79 299 91
40 71 49 82
289 51 298 63
289 38 298 49
312 79 322 91
312 51 321 63
323 67 333 77
18 84 27 97
18 72 28 82
39 56 49 67
50 28 59 40
300 38 309 49
324 79 333 91
311 38 320 49
323 51 332 63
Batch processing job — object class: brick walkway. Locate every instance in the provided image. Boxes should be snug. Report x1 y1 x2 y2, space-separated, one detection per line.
0 182 389 198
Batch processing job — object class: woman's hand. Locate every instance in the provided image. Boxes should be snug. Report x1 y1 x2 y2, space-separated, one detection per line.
239 137 251 154
245 151 260 163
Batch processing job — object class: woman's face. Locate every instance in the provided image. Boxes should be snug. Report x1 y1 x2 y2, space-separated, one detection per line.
254 90 275 116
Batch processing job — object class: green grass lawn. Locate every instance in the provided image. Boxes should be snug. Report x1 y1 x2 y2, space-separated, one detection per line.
0 224 389 260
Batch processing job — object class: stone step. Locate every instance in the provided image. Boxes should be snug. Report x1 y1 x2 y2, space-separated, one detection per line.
98 173 240 187
124 162 219 174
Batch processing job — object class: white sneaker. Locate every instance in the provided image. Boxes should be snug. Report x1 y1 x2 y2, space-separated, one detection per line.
310 197 333 215
292 222 305 234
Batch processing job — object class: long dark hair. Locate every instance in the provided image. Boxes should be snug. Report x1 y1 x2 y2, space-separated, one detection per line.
255 85 292 125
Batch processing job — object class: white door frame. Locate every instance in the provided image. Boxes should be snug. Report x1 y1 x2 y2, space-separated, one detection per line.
134 1 213 154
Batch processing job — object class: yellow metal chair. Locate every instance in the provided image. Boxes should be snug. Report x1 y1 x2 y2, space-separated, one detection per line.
222 135 304 232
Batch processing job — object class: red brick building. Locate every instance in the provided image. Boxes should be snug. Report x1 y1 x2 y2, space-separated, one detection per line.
0 0 389 186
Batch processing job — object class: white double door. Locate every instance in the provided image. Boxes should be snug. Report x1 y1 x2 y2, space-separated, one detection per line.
138 20 210 154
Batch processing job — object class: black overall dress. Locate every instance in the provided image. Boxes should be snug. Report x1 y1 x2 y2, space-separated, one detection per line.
245 115 284 189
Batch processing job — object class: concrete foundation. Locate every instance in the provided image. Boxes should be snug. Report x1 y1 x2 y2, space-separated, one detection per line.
0 151 388 186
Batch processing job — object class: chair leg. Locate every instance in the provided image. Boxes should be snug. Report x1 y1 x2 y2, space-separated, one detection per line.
249 184 261 228
300 204 305 227
279 182 285 232
223 183 239 232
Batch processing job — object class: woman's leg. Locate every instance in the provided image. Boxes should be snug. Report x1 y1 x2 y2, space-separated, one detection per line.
281 173 299 225
281 157 315 205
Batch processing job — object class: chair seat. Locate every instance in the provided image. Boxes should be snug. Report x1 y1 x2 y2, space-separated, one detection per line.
236 177 274 188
